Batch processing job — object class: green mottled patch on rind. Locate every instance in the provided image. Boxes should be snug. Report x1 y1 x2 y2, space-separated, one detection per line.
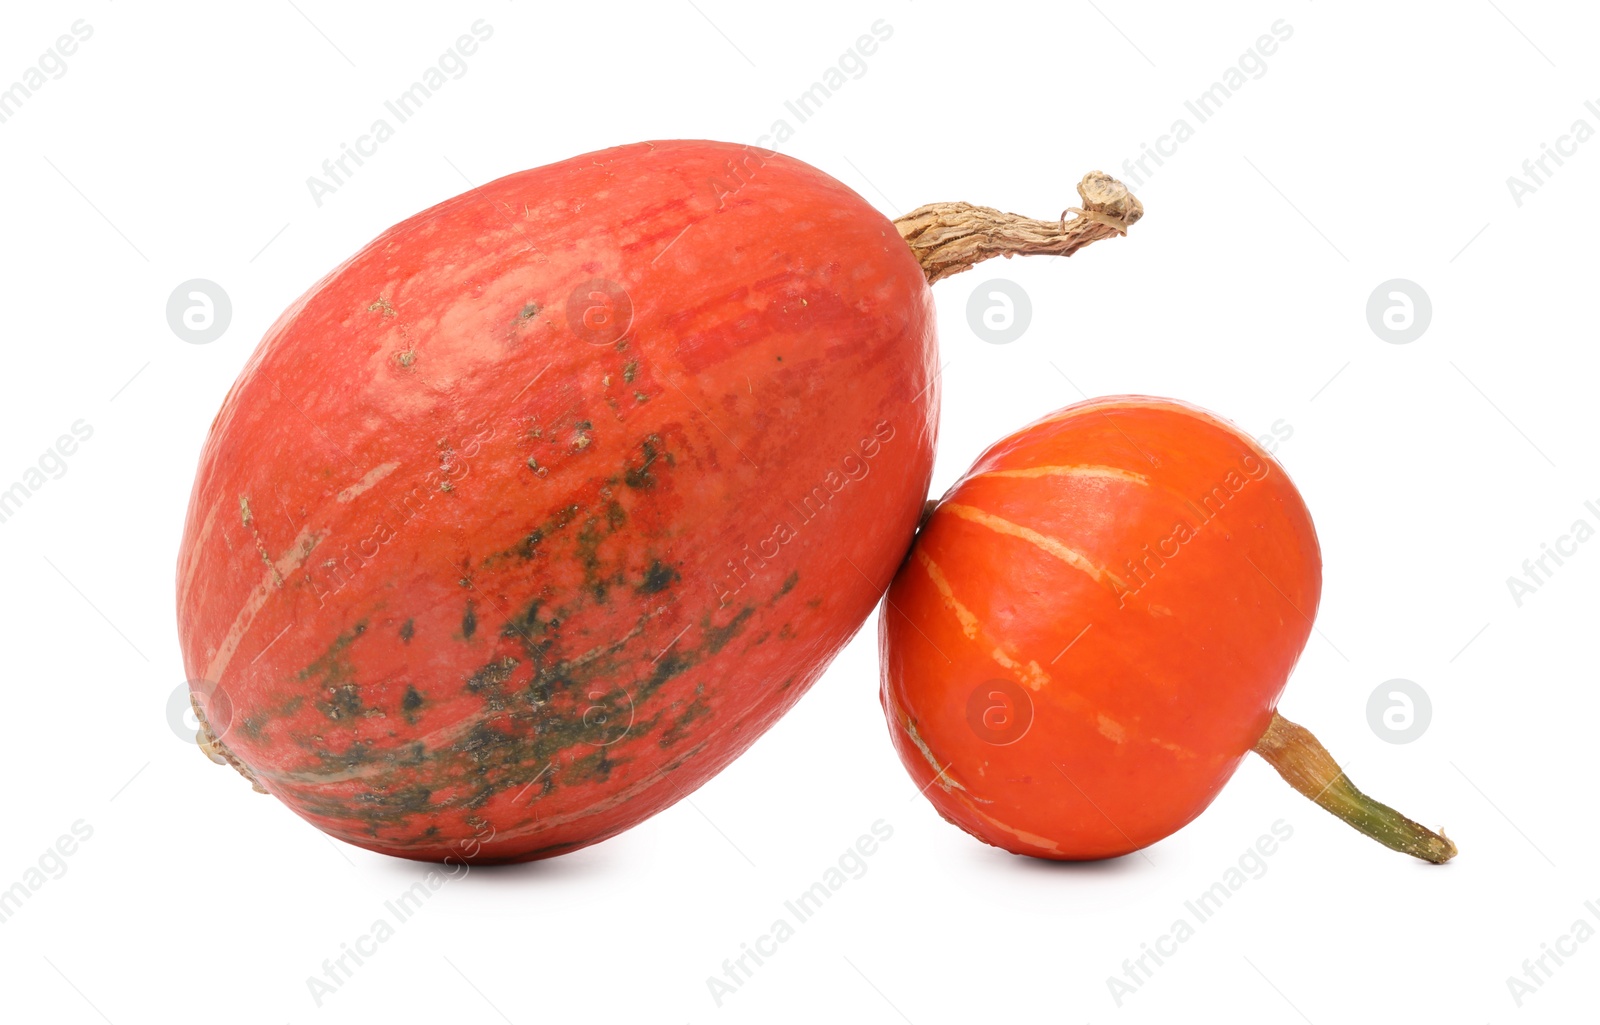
702 607 754 657
623 435 662 489
487 435 675 571
354 784 433 817
301 621 368 720
285 425 767 843
501 597 553 649
566 747 615 784
569 494 636 605
640 652 690 702
462 602 477 639
778 571 798 596
466 656 520 710
659 684 713 748
483 503 581 568
399 618 415 643
431 600 752 820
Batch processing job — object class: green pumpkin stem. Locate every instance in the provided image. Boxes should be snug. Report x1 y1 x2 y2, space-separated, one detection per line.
1253 711 1457 864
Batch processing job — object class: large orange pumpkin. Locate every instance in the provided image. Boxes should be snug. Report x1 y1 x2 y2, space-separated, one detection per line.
177 141 941 862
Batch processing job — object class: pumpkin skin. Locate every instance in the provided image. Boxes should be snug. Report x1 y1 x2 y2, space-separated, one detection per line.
880 396 1320 860
177 140 938 862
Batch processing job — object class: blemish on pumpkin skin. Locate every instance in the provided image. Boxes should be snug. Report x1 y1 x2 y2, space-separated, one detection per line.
623 436 662 489
367 297 397 317
500 599 549 646
354 784 432 818
658 686 712 748
572 501 630 603
763 572 800 610
402 685 424 725
566 747 620 784
465 655 519 697
520 302 542 320
637 560 679 595
462 602 478 639
484 503 582 567
301 621 369 720
701 606 755 656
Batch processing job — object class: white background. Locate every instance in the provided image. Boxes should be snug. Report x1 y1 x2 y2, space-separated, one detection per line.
1 1 1595 1022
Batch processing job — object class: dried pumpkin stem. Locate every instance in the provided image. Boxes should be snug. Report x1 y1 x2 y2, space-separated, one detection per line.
1253 711 1457 864
893 171 1143 284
